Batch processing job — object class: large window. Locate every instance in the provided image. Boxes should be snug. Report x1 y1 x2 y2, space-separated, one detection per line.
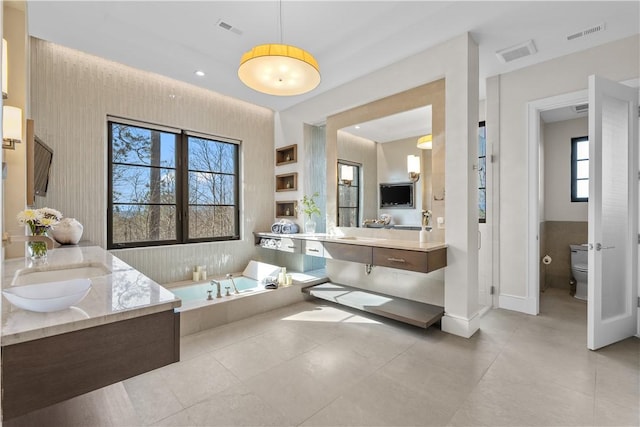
478 121 486 223
571 136 589 202
108 119 239 249
337 161 360 227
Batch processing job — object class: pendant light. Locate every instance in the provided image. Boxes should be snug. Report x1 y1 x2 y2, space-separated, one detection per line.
417 134 432 150
238 1 320 96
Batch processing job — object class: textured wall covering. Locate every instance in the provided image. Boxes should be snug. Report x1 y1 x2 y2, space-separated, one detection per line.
30 38 274 284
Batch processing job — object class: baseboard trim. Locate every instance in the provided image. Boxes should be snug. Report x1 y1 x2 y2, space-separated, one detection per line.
441 311 481 338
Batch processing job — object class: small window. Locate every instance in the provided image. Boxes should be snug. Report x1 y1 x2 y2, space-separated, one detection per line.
571 136 589 202
108 119 240 249
478 121 486 223
337 161 360 227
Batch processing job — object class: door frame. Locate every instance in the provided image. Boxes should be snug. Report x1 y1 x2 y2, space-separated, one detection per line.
526 90 588 315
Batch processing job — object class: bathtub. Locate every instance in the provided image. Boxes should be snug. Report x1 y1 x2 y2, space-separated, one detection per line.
168 261 327 336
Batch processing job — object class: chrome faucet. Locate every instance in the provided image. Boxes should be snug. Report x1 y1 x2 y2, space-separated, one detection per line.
211 280 222 298
226 273 239 294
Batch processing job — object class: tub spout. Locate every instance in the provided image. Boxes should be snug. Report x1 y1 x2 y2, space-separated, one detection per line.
226 274 240 294
211 280 222 298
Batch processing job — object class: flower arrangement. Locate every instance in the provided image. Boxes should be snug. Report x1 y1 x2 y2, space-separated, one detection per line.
17 208 63 260
299 192 321 221
17 207 63 235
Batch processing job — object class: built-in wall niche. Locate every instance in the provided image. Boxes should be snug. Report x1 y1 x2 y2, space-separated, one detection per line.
276 172 298 192
275 144 297 166
275 200 297 218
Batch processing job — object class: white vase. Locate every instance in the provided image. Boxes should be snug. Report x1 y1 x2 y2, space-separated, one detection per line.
51 218 84 245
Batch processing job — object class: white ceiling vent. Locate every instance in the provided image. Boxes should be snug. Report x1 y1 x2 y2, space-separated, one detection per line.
496 40 537 63
573 103 589 114
216 19 243 36
567 23 606 41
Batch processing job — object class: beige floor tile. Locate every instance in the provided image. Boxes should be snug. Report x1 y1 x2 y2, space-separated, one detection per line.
241 357 347 426
449 377 595 426
595 358 640 411
160 351 241 408
212 335 287 381
185 384 292 426
301 372 454 426
150 409 194 427
123 369 184 425
594 395 640 426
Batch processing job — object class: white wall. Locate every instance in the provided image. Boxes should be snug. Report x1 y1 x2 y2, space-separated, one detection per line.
377 136 424 226
496 34 639 304
30 39 275 284
543 117 588 221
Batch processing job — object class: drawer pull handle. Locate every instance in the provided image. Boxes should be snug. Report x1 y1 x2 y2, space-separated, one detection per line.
308 248 320 252
387 257 406 263
288 245 296 249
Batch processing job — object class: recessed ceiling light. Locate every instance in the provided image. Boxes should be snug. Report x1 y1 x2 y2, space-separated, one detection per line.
355 125 361 129
194 70 205 77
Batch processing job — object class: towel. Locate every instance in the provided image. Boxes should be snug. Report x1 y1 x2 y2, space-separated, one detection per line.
271 223 283 233
281 223 299 234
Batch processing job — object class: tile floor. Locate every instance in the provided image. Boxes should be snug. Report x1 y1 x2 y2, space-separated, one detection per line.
6 287 640 426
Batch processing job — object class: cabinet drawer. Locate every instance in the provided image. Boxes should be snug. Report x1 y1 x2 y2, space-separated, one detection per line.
373 247 446 273
278 237 301 254
323 242 372 264
304 240 324 257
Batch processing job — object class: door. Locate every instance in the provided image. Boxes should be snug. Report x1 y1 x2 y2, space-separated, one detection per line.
587 75 638 350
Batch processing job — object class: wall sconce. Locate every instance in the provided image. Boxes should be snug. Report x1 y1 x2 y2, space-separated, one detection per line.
417 134 432 150
3 106 23 149
2 38 7 99
340 164 354 186
407 154 420 182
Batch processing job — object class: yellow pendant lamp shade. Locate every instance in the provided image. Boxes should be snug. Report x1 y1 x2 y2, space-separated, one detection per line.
417 134 432 150
238 43 320 96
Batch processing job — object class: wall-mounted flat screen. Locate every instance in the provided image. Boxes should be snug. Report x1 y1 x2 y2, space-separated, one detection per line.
379 182 414 208
34 136 53 197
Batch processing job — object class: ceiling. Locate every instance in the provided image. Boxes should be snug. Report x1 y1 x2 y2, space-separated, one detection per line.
26 1 640 115
342 106 432 143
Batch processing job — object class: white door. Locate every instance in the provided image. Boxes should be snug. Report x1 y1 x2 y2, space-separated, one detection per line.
587 75 639 350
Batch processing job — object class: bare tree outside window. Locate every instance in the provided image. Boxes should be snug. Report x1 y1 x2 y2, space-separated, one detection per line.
108 121 239 249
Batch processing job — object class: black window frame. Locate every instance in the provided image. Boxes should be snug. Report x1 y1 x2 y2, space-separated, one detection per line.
571 135 589 203
337 160 361 227
107 119 240 249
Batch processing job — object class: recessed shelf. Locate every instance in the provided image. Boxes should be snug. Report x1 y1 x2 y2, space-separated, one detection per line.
276 173 298 192
275 200 297 218
275 144 297 166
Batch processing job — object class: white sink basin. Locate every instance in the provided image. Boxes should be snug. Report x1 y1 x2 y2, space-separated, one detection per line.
12 263 111 286
2 278 92 312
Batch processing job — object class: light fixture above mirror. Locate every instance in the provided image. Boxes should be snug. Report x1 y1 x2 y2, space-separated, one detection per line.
407 154 420 182
3 106 23 149
340 164 354 186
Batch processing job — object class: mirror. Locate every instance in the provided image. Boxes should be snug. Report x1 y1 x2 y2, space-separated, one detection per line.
325 79 445 241
337 106 432 228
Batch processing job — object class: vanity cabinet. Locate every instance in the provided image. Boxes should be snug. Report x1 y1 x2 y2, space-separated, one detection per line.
323 242 372 264
279 237 302 254
373 247 447 274
304 240 324 257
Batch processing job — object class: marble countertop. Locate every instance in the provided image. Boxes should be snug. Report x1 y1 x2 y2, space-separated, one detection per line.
254 232 447 252
2 246 181 346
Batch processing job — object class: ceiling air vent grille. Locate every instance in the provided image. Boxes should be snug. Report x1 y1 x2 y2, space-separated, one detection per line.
567 23 606 41
573 103 589 114
217 19 243 36
496 40 537 63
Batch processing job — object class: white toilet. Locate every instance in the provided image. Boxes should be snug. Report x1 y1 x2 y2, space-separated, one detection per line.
570 244 588 300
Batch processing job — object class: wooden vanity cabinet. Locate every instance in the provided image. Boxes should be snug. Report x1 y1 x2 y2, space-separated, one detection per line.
373 247 447 273
304 240 324 257
323 242 372 264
